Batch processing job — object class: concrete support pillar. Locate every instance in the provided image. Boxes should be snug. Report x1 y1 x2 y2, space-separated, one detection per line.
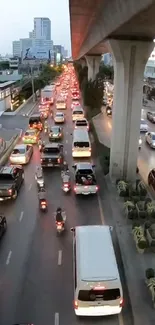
85 55 101 81
108 40 154 181
80 58 86 68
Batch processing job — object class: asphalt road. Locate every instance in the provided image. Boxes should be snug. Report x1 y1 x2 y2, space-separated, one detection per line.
97 107 155 184
0 81 132 325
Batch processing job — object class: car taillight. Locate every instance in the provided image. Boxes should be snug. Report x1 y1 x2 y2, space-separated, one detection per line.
89 148 91 151
74 186 77 192
59 133 62 137
40 158 43 162
120 298 123 307
96 185 99 191
22 137 25 141
64 183 69 188
74 300 78 309
57 158 61 163
57 222 62 226
75 126 77 129
8 189 12 195
41 201 46 205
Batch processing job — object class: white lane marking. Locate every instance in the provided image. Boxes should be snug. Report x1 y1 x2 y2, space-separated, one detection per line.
97 193 105 224
28 183 32 191
54 312 59 325
19 211 24 222
6 251 12 265
58 250 62 266
66 140 68 144
65 150 67 155
118 313 125 325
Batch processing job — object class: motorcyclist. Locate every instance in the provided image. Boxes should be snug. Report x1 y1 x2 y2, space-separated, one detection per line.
55 207 65 225
35 165 44 184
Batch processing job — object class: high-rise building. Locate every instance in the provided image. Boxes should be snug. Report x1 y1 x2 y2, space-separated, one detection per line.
34 17 51 40
29 30 35 38
12 41 21 57
53 45 63 54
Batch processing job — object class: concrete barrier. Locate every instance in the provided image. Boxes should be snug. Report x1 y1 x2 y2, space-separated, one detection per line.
0 132 22 166
3 95 34 116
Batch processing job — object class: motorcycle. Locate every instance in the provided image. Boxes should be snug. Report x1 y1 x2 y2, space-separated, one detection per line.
40 199 47 211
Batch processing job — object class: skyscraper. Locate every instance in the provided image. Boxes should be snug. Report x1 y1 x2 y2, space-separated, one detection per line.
34 18 51 40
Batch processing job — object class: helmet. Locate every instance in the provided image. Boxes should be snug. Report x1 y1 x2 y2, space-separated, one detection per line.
57 207 62 212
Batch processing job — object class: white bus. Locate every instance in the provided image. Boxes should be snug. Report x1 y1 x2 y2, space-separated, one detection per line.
72 129 91 158
71 225 123 316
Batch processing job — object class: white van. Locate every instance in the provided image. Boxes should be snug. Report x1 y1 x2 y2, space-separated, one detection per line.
56 97 67 110
72 107 84 121
71 225 123 316
72 129 91 158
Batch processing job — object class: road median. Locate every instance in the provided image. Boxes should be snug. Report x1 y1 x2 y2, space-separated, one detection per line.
0 130 22 166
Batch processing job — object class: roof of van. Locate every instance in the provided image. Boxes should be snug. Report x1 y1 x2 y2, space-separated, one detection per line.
73 129 90 141
76 225 120 282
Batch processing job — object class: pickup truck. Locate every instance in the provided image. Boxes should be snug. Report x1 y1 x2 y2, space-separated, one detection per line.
0 165 24 200
41 143 64 167
72 162 99 195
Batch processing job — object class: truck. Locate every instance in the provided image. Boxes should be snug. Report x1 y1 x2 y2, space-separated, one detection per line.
0 165 24 200
40 143 64 167
41 85 56 105
72 162 99 195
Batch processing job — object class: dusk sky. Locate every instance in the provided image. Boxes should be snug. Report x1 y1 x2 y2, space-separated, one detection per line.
0 0 71 55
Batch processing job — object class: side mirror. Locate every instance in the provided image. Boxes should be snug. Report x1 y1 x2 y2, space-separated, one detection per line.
70 227 75 232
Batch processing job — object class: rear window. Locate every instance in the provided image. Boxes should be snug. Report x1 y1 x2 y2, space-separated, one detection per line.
78 169 93 175
76 120 87 126
56 113 63 117
78 289 120 302
12 148 25 154
74 141 89 148
73 110 83 115
57 100 65 104
29 117 41 123
0 174 14 181
25 131 35 136
43 147 60 154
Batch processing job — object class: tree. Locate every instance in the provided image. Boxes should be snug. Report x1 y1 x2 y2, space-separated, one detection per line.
98 63 114 80
0 61 9 70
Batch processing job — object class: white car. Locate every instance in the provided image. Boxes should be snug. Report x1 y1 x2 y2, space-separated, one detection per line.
54 112 65 124
75 118 89 131
140 119 148 132
145 132 155 148
10 144 33 164
72 107 84 121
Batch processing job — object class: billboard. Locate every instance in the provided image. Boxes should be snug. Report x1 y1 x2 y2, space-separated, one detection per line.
22 47 50 60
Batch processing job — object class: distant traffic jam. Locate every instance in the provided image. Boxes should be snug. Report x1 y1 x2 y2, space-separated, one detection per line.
0 66 123 317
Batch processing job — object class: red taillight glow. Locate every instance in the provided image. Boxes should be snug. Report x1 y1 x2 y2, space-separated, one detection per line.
41 201 46 205
75 126 77 129
74 300 78 309
22 137 25 141
96 185 99 191
89 148 91 151
64 183 69 188
57 222 62 226
57 158 61 163
94 286 105 290
8 189 12 195
120 298 123 307
74 186 77 192
40 159 43 162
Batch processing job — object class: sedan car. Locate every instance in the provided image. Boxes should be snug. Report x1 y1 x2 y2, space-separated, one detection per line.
22 129 39 144
75 118 89 131
54 112 65 124
49 126 63 141
147 111 155 123
145 132 155 148
140 119 148 132
10 144 33 164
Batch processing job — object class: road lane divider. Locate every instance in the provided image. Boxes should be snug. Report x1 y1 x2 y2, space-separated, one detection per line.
65 150 67 155
58 250 62 266
28 183 32 191
6 251 12 265
65 140 68 144
54 312 59 325
19 211 24 222
97 193 105 224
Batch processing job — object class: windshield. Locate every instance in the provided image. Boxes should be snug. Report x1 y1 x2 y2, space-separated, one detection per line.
43 147 60 154
74 142 89 148
51 127 59 133
56 113 63 117
73 110 83 115
152 134 155 140
57 100 65 104
78 288 120 301
12 148 25 154
78 169 93 175
25 131 35 136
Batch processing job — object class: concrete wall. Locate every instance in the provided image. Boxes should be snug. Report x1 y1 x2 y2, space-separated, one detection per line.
0 74 22 82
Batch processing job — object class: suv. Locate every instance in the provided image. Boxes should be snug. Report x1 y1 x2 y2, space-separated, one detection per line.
0 165 24 200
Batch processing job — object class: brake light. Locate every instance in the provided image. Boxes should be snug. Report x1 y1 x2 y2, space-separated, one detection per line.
74 186 77 192
41 201 46 205
59 133 62 137
64 183 69 188
57 222 62 226
40 158 43 162
57 158 61 163
94 286 105 290
22 137 25 141
96 185 99 191
89 148 91 151
74 300 78 309
120 298 123 307
8 189 12 195
75 126 77 129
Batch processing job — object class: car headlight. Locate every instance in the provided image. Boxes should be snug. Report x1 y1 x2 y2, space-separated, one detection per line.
139 139 142 145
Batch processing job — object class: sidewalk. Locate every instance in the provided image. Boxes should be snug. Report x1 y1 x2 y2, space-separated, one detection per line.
93 116 155 325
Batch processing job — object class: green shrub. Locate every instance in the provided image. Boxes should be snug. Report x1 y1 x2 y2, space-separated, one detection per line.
132 221 140 229
146 268 155 279
137 240 148 249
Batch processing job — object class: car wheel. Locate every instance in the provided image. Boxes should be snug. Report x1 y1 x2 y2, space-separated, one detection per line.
13 190 17 199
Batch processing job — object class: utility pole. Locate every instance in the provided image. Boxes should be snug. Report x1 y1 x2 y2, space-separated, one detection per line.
31 65 35 103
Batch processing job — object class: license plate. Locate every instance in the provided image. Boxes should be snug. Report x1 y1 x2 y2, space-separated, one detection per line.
83 192 90 195
57 225 62 230
48 163 53 166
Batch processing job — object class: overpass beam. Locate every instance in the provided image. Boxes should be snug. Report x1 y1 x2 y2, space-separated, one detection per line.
80 58 86 68
85 55 101 81
108 40 154 181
